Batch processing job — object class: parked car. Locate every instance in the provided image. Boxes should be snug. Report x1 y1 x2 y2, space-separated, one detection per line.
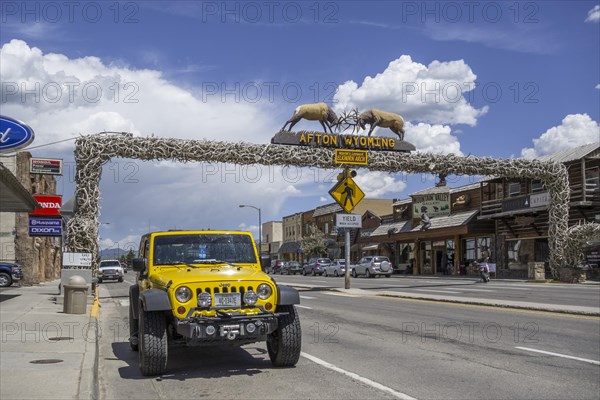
351 256 393 278
0 262 23 287
270 260 286 274
324 259 346 277
98 259 124 283
281 261 303 275
302 258 332 276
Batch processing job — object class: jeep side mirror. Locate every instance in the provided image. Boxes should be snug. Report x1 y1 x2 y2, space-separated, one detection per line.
132 258 147 272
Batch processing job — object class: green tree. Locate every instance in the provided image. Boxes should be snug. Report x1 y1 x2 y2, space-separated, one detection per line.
300 225 327 257
126 249 135 266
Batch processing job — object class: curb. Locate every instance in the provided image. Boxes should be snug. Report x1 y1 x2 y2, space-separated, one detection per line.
372 291 600 317
78 289 100 400
286 283 600 317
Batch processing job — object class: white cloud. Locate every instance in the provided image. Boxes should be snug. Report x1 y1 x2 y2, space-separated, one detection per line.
333 55 487 126
319 196 328 202
405 122 462 155
0 39 276 146
585 5 600 22
596 84 600 89
354 171 407 198
521 114 600 158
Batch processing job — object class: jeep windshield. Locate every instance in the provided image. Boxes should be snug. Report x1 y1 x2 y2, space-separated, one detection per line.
152 234 257 266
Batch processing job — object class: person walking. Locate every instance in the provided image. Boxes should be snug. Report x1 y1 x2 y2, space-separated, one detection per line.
479 257 490 283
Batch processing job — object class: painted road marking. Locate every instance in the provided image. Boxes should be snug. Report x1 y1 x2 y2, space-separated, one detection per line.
296 305 313 310
515 347 600 365
300 295 316 299
301 352 417 400
450 288 495 292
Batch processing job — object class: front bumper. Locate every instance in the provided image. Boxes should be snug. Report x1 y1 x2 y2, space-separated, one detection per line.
11 271 23 281
175 313 279 342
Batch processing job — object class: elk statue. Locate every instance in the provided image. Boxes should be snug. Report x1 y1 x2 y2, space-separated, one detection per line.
357 109 405 141
281 102 339 134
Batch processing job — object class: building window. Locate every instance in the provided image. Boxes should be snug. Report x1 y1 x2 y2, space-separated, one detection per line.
463 238 476 261
324 223 329 234
507 240 522 264
531 180 544 193
508 182 521 197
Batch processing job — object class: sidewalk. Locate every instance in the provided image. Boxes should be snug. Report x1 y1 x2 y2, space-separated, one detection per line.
0 279 99 400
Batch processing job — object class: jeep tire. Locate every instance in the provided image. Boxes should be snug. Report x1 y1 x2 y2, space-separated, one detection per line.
139 309 168 376
267 305 301 367
351 269 357 278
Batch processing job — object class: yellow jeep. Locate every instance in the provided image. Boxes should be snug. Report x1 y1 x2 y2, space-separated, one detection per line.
129 230 301 376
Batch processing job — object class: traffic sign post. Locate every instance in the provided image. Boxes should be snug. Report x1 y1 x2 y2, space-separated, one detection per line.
330 170 365 289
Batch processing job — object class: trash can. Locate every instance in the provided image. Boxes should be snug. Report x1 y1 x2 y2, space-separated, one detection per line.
63 275 89 314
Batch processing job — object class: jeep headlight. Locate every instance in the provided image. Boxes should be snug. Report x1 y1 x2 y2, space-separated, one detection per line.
175 286 192 303
257 284 272 300
244 290 258 306
198 291 212 307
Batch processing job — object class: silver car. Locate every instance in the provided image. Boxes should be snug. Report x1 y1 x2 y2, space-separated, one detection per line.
351 256 393 278
324 259 346 277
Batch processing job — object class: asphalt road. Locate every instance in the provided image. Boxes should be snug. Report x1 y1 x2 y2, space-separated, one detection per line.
97 274 600 400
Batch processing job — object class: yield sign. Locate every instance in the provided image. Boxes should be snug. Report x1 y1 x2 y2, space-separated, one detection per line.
329 175 365 213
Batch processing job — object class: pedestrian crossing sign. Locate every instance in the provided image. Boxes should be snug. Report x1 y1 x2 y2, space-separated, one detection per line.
329 175 365 213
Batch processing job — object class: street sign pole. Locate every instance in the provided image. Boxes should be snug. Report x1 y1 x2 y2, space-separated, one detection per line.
345 227 351 289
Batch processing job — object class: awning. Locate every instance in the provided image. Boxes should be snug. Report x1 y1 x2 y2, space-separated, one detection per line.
0 162 39 212
279 241 300 253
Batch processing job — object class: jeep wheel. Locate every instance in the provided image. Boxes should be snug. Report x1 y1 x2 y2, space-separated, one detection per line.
0 272 12 287
385 274 391 278
324 270 328 277
302 269 307 276
366 269 371 278
267 305 301 367
118 277 124 283
311 269 316 276
138 309 167 376
334 270 339 277
351 269 357 278
129 303 139 352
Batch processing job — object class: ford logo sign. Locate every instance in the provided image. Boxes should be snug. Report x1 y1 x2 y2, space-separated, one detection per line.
0 115 35 153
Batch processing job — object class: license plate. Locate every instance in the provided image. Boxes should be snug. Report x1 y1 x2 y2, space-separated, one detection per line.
214 293 241 307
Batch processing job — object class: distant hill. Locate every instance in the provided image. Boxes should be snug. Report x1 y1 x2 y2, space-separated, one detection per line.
99 248 136 260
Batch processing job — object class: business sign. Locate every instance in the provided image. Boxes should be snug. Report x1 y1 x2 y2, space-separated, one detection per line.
412 192 450 218
530 192 550 208
334 149 368 165
63 252 93 267
29 219 62 236
30 195 62 216
30 158 63 175
29 217 62 227
0 115 35 153
335 213 362 228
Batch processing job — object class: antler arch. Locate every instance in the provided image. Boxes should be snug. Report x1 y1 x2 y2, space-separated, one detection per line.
68 133 578 279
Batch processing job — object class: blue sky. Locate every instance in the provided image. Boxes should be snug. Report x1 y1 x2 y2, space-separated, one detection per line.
1 1 599 251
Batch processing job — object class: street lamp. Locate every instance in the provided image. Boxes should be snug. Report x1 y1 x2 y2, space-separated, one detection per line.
239 205 262 257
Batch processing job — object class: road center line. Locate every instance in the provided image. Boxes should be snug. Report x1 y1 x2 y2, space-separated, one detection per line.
301 352 417 400
300 295 315 299
515 347 600 365
451 288 495 292
296 305 313 310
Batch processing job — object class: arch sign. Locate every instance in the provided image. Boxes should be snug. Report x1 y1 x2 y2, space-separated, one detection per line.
67 132 589 279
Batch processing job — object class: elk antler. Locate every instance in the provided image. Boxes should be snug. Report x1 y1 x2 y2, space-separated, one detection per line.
337 108 360 133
